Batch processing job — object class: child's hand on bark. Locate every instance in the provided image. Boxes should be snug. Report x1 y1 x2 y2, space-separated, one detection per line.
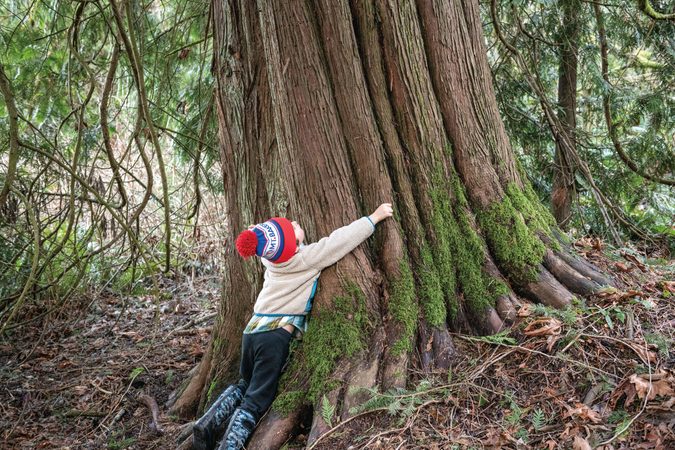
369 203 393 224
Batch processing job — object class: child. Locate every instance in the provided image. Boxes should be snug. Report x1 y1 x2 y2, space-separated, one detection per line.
193 203 394 450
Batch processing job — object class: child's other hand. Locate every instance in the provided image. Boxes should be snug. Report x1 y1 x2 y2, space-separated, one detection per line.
369 203 393 224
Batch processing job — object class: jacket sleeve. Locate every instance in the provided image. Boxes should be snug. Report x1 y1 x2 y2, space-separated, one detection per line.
300 217 375 270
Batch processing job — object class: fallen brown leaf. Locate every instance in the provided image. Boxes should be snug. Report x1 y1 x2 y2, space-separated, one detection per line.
565 402 602 423
573 435 592 450
614 262 632 273
523 317 562 337
630 371 675 401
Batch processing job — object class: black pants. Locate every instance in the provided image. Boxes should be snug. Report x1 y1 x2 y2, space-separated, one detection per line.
237 327 292 421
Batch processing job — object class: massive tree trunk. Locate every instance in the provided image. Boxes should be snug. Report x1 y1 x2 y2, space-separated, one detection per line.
552 0 581 228
172 0 613 447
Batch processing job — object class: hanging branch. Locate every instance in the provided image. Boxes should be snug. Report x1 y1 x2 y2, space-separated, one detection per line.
109 0 173 273
186 96 213 222
0 63 20 209
637 0 675 20
594 3 675 186
490 0 624 245
100 43 131 207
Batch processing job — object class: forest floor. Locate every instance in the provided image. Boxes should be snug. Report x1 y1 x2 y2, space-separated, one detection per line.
1 239 674 450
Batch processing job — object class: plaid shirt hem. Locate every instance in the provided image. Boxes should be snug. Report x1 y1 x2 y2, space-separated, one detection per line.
243 314 307 336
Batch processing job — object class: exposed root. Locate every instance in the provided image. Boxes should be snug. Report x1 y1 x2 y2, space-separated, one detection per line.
522 266 573 308
380 337 409 390
543 249 603 296
169 347 212 418
417 321 457 372
495 296 517 325
137 393 163 434
248 409 303 450
556 249 614 287
430 326 456 369
306 389 339 446
340 331 383 421
485 307 505 334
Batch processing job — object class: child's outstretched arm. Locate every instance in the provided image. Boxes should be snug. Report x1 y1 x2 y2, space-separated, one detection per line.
301 203 393 270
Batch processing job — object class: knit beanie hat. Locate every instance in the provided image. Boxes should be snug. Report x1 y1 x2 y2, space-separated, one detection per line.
235 218 297 263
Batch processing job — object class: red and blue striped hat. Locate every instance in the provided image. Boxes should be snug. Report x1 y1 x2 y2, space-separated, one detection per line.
235 218 297 263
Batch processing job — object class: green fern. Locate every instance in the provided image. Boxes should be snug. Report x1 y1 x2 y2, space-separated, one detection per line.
473 330 517 346
321 394 335 428
530 408 546 431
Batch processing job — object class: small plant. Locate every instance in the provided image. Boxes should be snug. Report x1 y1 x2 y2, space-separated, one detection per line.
473 330 517 346
529 408 547 431
129 367 145 380
645 332 671 357
321 394 336 427
502 391 525 427
533 303 578 325
107 437 135 449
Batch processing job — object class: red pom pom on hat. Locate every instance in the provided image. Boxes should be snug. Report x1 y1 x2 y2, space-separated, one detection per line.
235 229 258 258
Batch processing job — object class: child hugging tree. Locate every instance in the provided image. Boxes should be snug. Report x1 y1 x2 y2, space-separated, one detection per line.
193 203 394 450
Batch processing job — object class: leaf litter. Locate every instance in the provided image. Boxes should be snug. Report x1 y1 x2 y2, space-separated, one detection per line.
312 240 675 449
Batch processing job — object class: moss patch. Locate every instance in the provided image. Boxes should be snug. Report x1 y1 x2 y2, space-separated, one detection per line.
418 245 446 327
271 389 306 416
431 168 496 319
272 282 370 415
477 187 546 285
389 259 418 355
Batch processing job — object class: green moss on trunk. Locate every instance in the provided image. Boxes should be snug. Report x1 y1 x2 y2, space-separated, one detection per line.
418 245 446 327
477 186 546 285
272 282 370 415
388 259 418 354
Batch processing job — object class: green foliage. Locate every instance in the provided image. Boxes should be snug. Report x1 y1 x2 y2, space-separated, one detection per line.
107 437 136 450
477 187 546 284
645 332 671 358
472 330 517 346
349 379 435 417
388 259 418 355
533 303 579 325
320 394 336 427
273 282 371 415
529 408 547 431
485 0 675 245
129 367 145 380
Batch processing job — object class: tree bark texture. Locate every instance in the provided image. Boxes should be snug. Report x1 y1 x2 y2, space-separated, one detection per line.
173 1 613 448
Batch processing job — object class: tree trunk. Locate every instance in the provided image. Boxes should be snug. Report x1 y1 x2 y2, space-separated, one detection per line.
552 0 581 228
172 0 612 447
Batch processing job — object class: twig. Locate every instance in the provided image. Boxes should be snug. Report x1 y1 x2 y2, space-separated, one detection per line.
597 339 652 446
306 407 390 450
167 312 217 338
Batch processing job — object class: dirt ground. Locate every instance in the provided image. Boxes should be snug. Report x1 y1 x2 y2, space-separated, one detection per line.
0 274 220 449
1 240 674 450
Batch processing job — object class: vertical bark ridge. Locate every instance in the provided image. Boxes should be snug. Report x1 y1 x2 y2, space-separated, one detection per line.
310 0 413 399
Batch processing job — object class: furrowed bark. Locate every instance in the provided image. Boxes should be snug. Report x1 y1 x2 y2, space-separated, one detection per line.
174 2 617 448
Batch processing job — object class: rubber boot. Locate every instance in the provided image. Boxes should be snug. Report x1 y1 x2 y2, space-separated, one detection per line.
217 408 256 450
193 384 244 450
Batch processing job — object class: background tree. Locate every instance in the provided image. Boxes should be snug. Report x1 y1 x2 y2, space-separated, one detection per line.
170 1 615 448
487 0 674 245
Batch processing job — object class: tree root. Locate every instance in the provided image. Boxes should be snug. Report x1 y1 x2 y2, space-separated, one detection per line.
169 346 212 418
556 249 614 287
248 409 303 450
543 249 603 296
523 266 573 308
138 393 163 434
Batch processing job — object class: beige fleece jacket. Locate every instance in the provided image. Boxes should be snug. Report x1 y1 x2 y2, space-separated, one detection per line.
253 217 375 316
